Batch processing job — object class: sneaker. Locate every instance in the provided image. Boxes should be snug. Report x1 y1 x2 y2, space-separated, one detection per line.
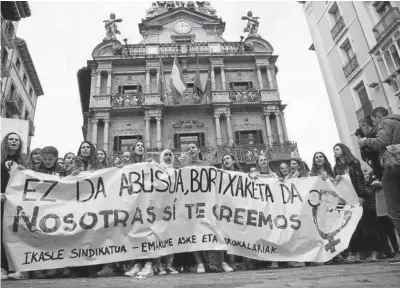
137 262 154 277
389 253 400 264
1 268 8 280
8 271 27 280
32 270 45 279
288 261 305 268
165 265 179 275
97 265 116 277
59 268 71 278
221 262 234 272
157 266 167 275
196 263 205 274
354 253 362 263
124 263 142 277
370 252 379 262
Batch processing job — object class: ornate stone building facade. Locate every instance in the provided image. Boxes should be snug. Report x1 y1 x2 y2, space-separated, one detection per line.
78 2 297 170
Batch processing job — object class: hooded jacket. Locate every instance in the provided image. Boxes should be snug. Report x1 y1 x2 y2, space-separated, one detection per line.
159 149 175 169
364 114 400 165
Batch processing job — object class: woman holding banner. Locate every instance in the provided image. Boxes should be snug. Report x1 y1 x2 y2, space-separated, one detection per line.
1 132 26 280
180 143 234 273
255 154 278 179
333 143 366 264
309 152 334 180
26 148 42 171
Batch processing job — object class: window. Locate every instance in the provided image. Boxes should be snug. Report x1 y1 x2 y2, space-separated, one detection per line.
355 82 371 109
9 83 16 98
343 41 354 61
330 3 341 22
173 133 205 150
378 57 389 78
235 130 264 145
389 44 400 68
113 135 143 152
23 73 27 85
384 50 396 73
29 87 33 98
118 85 142 94
1 48 8 64
24 110 29 120
15 57 21 71
229 81 253 91
376 1 392 18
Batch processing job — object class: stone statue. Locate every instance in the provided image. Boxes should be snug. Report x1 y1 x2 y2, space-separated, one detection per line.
242 11 260 36
204 1 216 16
166 1 176 10
186 1 196 10
146 2 160 17
175 1 185 7
103 13 122 40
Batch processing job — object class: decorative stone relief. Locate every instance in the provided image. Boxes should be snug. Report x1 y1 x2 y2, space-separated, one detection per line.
225 71 256 83
172 119 205 129
233 123 262 132
113 75 145 93
112 128 144 136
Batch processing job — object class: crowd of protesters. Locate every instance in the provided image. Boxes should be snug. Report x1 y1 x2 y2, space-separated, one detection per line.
1 106 399 280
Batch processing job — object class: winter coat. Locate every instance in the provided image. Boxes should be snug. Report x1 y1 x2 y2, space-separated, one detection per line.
334 160 366 198
360 125 382 180
364 114 400 165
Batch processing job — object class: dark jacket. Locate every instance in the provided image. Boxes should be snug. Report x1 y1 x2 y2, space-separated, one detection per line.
334 160 366 198
364 114 400 164
360 125 382 180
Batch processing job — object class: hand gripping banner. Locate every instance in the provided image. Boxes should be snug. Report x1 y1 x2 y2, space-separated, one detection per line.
3 163 362 271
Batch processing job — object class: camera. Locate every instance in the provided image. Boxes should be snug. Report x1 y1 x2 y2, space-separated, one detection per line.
355 127 365 139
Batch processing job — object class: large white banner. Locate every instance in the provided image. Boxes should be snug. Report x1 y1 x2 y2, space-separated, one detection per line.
3 163 362 272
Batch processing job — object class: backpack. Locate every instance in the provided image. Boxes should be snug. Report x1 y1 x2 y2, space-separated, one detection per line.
381 144 400 173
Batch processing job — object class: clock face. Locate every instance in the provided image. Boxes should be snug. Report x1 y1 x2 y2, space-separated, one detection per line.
174 21 191 34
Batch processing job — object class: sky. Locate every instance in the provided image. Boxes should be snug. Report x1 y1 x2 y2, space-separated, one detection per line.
19 0 340 165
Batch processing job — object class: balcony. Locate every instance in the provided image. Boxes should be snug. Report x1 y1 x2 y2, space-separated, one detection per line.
373 8 400 41
260 89 279 102
229 90 260 104
165 88 209 106
28 118 35 136
111 93 143 109
91 95 111 109
5 92 23 116
143 93 162 105
212 91 230 103
356 100 374 123
342 54 359 79
331 16 345 40
1 56 11 77
122 42 260 58
113 142 298 168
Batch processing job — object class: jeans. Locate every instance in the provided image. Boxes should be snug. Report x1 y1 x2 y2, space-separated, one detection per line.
382 168 400 235
1 201 9 271
376 216 399 254
362 208 380 252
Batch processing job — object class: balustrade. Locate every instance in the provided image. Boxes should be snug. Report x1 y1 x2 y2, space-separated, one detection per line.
342 54 359 79
373 8 400 41
229 90 260 104
111 93 143 108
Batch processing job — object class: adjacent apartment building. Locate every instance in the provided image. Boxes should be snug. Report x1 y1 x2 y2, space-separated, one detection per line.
301 1 400 159
1 1 44 150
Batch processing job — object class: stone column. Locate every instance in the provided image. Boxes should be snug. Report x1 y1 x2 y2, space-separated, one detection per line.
106 70 112 94
221 67 226 90
211 67 216 90
280 112 289 141
156 116 162 149
146 69 150 93
156 69 160 92
257 66 264 90
264 113 273 145
144 116 151 148
226 113 234 146
267 65 274 89
104 119 109 152
214 114 222 146
96 71 101 95
92 119 98 147
275 112 284 144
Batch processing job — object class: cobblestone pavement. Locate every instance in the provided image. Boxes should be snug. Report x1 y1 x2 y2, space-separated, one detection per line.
2 262 400 288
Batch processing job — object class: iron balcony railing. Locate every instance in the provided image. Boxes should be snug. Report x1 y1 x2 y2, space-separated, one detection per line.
331 16 345 40
111 93 143 109
5 92 23 116
229 90 260 104
342 54 359 78
356 100 374 123
373 7 400 41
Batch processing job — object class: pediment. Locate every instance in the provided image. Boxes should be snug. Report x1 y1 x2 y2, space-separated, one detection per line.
140 7 224 34
92 40 122 58
244 36 274 54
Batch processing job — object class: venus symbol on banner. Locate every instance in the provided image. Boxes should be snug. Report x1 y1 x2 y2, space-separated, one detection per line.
308 189 353 253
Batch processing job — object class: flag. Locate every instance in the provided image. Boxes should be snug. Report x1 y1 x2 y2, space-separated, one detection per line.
159 56 165 102
170 55 186 99
194 54 203 98
203 61 212 103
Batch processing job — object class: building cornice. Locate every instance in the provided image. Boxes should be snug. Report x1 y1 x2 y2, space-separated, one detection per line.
15 37 44 96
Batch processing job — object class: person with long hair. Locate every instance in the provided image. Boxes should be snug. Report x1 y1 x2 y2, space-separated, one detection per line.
309 152 335 180
333 143 366 263
95 149 108 169
56 157 65 169
288 158 308 179
255 154 278 179
180 143 233 273
25 148 42 171
1 133 26 280
131 140 146 163
278 161 290 181
63 152 76 171
68 141 97 176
